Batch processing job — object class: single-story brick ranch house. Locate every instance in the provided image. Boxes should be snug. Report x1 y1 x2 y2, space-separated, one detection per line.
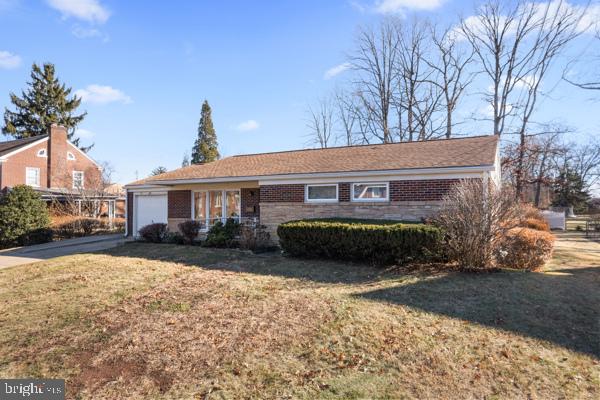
124 135 500 237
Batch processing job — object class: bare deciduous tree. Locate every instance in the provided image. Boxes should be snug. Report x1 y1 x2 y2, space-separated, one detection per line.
52 161 116 219
396 19 444 141
462 0 586 197
350 19 400 143
333 88 358 146
428 25 475 138
306 97 335 148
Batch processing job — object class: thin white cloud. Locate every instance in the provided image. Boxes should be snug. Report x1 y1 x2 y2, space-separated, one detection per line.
46 0 110 24
0 51 21 69
75 85 132 105
324 62 351 80
455 1 600 41
75 128 95 139
236 120 259 131
72 25 109 41
374 0 445 14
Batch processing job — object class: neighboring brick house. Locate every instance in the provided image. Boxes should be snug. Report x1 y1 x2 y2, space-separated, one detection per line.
0 124 123 217
124 135 500 237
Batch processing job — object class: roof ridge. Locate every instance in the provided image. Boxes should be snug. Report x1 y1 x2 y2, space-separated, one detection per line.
228 134 497 159
0 134 48 144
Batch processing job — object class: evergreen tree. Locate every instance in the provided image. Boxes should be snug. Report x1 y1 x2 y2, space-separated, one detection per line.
191 100 219 164
2 62 88 149
181 152 190 167
0 185 50 248
552 169 590 213
150 166 168 176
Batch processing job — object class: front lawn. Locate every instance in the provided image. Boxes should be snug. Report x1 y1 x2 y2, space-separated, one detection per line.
0 233 598 399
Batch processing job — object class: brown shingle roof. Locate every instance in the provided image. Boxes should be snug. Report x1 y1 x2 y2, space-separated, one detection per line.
129 135 499 186
0 135 47 157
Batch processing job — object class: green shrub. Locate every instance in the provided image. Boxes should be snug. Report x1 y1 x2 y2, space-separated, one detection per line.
138 223 168 243
0 185 51 248
164 231 185 245
277 218 444 265
178 220 203 244
203 218 240 248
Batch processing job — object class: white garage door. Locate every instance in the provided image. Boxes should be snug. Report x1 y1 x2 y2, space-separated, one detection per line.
134 194 168 235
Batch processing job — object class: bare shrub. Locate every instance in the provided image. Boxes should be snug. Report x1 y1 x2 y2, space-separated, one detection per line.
239 223 273 252
178 220 202 244
435 179 521 271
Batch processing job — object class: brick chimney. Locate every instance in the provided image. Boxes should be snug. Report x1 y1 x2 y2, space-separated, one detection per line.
47 124 68 189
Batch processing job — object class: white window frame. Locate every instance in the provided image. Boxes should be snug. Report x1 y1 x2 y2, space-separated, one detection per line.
192 189 241 230
305 184 339 203
36 149 47 157
67 151 76 161
25 167 40 187
73 170 84 189
351 182 390 202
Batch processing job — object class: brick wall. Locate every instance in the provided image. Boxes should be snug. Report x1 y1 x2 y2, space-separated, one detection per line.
126 191 133 236
260 184 304 202
259 179 458 204
0 134 102 191
390 179 459 201
339 182 350 202
168 190 191 218
241 188 260 218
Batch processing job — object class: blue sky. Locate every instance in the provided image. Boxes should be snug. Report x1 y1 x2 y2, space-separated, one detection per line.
0 0 598 184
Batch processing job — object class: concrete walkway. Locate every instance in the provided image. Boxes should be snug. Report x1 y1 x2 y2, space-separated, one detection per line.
0 234 127 269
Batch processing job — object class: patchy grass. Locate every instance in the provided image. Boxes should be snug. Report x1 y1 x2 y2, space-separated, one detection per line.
0 233 598 399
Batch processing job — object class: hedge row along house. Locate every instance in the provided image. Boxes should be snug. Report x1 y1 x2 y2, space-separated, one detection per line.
125 135 500 238
0 124 124 218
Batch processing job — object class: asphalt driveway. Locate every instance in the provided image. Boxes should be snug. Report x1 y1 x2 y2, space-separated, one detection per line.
0 234 127 269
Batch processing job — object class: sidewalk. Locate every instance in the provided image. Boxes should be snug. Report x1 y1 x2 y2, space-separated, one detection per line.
0 234 128 269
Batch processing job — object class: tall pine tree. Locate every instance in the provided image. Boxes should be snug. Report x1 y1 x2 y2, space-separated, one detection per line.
191 100 219 164
2 63 88 149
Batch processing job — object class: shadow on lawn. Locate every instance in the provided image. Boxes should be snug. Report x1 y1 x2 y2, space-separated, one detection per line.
357 266 600 358
105 242 600 358
107 242 385 285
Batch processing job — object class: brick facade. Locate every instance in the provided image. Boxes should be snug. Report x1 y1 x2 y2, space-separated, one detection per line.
167 190 191 218
126 191 133 235
260 184 304 202
389 179 459 201
0 126 102 191
241 188 260 218
338 182 350 202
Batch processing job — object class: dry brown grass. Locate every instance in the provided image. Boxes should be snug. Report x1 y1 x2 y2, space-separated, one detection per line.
0 233 598 399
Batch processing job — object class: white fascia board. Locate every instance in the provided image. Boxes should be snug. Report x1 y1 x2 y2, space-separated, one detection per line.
126 185 170 193
67 142 101 168
0 137 48 161
132 165 496 187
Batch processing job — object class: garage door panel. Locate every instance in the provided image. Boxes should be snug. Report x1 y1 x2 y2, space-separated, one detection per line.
135 194 168 235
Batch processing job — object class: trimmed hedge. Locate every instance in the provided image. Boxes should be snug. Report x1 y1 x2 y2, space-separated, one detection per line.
277 218 444 265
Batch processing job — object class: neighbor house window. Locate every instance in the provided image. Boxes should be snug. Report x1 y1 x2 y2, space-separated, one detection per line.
305 184 338 202
194 189 241 228
73 171 84 189
352 182 389 202
67 152 76 161
25 167 40 187
37 149 47 157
